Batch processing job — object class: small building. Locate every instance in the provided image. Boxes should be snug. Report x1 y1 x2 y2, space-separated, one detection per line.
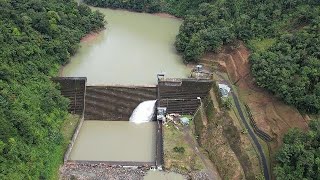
218 84 231 98
180 117 190 125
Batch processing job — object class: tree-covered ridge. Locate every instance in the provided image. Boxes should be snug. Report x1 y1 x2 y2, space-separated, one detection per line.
0 0 104 179
84 0 161 13
251 23 320 113
274 119 320 180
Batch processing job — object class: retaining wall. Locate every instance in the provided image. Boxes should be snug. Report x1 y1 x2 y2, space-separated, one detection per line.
158 78 213 114
52 77 86 115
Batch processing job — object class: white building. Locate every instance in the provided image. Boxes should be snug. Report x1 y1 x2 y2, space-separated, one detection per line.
218 84 231 97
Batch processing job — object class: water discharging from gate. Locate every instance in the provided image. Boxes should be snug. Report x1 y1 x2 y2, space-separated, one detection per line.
130 100 157 123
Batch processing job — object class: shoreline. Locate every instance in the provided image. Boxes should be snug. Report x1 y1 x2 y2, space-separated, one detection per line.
90 4 182 20
80 29 104 43
152 12 181 20
58 28 105 77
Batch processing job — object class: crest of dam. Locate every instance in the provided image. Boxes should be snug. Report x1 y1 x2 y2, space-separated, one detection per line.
130 100 157 123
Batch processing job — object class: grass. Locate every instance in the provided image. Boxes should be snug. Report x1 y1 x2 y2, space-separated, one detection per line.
61 114 81 149
51 114 81 180
248 38 276 53
163 123 204 173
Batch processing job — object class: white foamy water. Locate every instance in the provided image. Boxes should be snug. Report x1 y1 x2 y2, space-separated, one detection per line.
130 100 157 123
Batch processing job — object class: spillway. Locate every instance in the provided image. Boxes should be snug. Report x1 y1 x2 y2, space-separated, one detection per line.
130 100 157 124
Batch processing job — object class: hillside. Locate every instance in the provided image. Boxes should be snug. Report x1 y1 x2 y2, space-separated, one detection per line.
83 0 320 179
0 0 104 179
85 0 320 113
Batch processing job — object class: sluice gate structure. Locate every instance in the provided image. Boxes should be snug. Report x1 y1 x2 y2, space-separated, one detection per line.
54 77 213 169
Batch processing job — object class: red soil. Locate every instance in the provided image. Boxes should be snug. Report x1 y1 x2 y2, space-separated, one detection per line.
81 31 101 43
200 42 309 154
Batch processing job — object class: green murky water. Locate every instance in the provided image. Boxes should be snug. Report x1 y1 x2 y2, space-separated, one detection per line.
70 121 157 162
61 8 189 85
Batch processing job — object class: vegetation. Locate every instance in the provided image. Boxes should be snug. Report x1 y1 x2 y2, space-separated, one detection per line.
163 123 203 173
84 0 320 113
222 97 233 110
0 0 104 179
173 146 185 154
84 0 161 13
274 119 320 180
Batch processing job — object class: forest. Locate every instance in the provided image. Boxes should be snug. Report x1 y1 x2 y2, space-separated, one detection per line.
274 119 320 180
0 0 104 179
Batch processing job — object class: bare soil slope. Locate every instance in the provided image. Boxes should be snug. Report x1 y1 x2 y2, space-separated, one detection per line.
201 42 309 154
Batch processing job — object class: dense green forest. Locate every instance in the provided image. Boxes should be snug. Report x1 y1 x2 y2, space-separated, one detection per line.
0 0 104 179
274 119 320 180
85 0 320 114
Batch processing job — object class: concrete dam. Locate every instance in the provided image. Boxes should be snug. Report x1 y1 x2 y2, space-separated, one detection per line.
53 77 212 168
85 86 157 120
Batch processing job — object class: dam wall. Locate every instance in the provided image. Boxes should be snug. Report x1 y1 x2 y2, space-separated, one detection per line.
52 77 86 115
158 78 213 114
84 86 157 120
54 77 212 168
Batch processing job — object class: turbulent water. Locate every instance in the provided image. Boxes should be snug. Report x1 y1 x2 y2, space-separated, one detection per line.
130 100 156 123
70 121 156 162
61 8 189 85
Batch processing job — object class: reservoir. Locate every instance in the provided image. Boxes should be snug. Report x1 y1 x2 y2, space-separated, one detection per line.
61 8 189 85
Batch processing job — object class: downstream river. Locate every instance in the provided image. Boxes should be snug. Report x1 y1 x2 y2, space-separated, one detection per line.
61 8 189 85
70 121 156 162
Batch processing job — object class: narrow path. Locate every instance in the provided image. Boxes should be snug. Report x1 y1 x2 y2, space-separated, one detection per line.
183 126 221 180
209 89 221 113
219 75 270 180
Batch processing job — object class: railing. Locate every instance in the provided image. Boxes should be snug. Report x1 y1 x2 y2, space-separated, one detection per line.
244 104 273 142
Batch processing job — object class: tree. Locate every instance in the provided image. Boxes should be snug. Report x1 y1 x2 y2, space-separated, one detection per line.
274 119 320 180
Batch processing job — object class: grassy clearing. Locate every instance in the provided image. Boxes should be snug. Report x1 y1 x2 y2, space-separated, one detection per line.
61 114 81 149
163 123 204 173
248 38 276 53
52 114 81 180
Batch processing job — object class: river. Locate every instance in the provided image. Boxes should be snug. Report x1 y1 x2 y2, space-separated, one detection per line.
70 121 156 162
65 5 188 179
61 7 189 85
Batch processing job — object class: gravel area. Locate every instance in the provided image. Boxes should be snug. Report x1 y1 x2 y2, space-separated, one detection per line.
189 170 210 180
60 163 148 180
60 162 209 180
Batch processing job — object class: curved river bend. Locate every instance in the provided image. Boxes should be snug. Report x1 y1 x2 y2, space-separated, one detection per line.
61 8 189 85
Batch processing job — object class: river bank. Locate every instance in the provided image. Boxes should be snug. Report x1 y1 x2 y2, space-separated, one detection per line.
81 29 105 43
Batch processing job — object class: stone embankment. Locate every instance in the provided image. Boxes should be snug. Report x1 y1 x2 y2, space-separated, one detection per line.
60 163 210 180
60 163 147 180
